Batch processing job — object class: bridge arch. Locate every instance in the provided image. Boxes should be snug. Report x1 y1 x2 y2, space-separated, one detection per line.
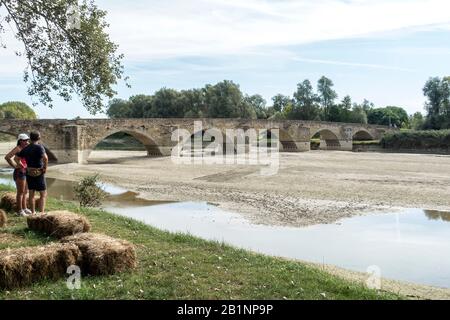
353 129 375 141
310 129 341 150
84 129 163 163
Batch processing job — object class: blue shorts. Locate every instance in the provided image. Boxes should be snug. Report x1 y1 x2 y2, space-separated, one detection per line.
13 169 26 181
26 174 47 191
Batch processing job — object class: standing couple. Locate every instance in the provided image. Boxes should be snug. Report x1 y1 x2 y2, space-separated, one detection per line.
4 131 48 216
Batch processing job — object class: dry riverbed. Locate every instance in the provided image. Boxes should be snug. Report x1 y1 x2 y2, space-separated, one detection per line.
47 150 450 227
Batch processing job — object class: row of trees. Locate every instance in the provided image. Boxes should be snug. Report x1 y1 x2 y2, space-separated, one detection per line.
107 77 410 128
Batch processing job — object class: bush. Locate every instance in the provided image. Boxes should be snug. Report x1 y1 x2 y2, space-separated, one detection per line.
380 130 450 149
73 174 107 207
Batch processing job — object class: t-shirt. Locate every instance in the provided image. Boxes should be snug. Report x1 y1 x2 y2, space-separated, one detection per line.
17 143 46 168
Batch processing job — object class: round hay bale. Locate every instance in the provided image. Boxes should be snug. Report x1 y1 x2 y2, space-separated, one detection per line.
0 193 17 212
61 233 136 276
0 209 7 228
27 211 91 239
0 243 82 289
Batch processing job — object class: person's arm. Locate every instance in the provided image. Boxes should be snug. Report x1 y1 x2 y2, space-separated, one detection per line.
42 148 48 173
4 146 20 169
13 155 24 168
42 153 48 173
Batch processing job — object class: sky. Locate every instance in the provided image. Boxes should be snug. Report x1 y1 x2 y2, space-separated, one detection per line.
1 0 450 119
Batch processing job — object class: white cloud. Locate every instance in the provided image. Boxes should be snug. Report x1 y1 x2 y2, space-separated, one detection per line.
292 57 416 72
100 0 450 60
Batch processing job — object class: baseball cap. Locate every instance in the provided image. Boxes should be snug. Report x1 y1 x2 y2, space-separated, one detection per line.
17 133 30 141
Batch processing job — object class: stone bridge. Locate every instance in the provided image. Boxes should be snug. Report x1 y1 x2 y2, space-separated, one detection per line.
0 118 395 164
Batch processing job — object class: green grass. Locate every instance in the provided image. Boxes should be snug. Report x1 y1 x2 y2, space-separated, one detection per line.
352 140 380 146
0 184 402 300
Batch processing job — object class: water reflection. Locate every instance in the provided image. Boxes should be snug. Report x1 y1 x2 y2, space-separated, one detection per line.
424 210 450 223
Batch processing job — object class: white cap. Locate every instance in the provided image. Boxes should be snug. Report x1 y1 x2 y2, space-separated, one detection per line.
17 133 30 141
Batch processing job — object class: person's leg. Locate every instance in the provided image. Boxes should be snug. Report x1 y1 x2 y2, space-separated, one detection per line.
16 178 27 212
39 190 47 213
36 175 47 214
28 190 36 213
22 184 28 210
15 182 23 213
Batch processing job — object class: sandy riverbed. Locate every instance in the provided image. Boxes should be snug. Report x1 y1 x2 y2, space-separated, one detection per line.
45 150 450 227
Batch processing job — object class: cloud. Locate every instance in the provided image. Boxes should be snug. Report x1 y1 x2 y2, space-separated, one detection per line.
292 57 416 72
100 0 450 60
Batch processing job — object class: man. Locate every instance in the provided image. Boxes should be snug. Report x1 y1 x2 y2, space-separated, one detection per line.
16 131 48 214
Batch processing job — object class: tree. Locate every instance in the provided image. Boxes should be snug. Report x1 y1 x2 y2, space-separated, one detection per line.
349 103 368 124
271 94 291 112
423 77 450 129
146 88 183 118
106 98 131 119
317 76 338 120
0 0 126 114
0 101 37 119
180 89 206 118
205 80 255 119
291 80 320 120
409 112 425 130
367 106 409 128
244 94 267 119
129 95 152 118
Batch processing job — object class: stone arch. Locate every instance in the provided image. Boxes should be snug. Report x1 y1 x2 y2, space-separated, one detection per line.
180 128 237 156
353 129 375 141
86 129 163 161
311 128 341 150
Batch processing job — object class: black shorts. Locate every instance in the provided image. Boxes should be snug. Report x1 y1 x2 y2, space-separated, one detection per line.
26 174 47 191
13 169 27 181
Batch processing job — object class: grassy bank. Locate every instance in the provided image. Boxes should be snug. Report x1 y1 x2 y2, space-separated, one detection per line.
0 184 401 300
381 130 450 149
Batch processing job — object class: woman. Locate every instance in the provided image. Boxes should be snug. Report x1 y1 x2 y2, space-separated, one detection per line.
4 133 31 216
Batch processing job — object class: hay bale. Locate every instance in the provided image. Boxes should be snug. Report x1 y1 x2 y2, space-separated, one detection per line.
27 211 91 239
61 233 136 275
0 193 17 212
0 243 81 289
0 209 7 228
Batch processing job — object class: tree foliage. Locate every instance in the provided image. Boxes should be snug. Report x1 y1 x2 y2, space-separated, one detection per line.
106 77 412 129
423 76 450 129
0 0 126 114
0 101 37 119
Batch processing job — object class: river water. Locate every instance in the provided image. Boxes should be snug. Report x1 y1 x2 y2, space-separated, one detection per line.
1 169 450 288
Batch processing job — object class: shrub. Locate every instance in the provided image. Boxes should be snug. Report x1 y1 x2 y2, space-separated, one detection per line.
73 174 107 208
380 130 450 149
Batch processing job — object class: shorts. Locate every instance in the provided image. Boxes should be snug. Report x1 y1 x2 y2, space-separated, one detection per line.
13 169 26 181
26 174 47 191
